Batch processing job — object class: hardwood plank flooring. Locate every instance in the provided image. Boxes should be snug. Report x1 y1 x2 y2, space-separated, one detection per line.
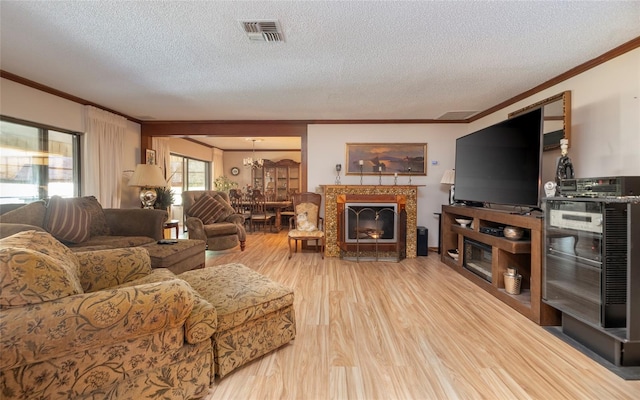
202 231 640 399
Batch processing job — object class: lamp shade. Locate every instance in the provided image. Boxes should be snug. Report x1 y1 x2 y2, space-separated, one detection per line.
128 164 167 188
440 169 455 185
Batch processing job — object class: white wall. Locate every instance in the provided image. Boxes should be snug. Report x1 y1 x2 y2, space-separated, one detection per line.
167 138 213 161
469 47 640 179
0 78 142 208
0 78 84 131
307 124 467 248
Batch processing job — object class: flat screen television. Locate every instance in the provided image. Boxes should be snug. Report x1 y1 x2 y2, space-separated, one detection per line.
454 107 544 208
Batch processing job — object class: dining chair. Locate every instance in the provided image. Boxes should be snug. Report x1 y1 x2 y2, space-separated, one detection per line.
229 189 251 227
249 193 275 232
280 189 297 226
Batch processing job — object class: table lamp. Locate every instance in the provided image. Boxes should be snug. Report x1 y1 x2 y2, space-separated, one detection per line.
440 169 456 205
128 164 167 209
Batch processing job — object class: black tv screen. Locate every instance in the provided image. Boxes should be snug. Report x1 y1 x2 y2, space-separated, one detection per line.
454 107 543 208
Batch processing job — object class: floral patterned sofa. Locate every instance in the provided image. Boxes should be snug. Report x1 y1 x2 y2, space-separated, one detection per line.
0 230 217 399
0 230 296 398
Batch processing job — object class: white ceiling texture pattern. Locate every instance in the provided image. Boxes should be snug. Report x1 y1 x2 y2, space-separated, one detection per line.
1 1 639 124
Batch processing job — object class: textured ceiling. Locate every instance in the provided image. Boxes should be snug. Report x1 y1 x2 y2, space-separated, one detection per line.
1 1 639 123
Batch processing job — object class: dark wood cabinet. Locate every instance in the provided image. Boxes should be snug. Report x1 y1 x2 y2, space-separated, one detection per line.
251 159 300 200
441 205 560 326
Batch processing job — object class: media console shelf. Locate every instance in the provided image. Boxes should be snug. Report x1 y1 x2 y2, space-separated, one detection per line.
441 205 560 326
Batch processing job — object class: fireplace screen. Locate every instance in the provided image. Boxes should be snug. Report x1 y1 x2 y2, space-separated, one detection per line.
345 203 397 243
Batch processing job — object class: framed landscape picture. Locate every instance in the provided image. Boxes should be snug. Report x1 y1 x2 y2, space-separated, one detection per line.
345 143 427 175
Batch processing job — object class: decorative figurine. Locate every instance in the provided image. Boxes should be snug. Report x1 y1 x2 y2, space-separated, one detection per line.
555 138 574 196
335 164 342 185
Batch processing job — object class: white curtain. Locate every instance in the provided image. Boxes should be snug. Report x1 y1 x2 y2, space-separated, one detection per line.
213 147 224 179
152 137 171 180
83 106 126 208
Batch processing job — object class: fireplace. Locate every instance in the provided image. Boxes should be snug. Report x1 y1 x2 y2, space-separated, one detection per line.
464 238 492 282
345 203 397 243
334 192 407 261
323 185 420 258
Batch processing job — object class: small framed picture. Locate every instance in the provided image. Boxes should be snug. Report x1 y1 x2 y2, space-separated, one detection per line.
145 149 156 165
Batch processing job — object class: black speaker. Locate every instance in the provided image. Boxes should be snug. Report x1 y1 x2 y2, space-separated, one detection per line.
417 226 428 256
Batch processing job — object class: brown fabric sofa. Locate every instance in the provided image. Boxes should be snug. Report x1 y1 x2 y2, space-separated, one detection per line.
0 197 166 249
0 198 208 274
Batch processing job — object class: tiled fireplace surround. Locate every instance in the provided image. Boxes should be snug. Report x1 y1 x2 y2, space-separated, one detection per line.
323 185 419 258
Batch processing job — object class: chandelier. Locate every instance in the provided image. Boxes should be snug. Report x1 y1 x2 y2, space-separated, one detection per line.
243 139 264 169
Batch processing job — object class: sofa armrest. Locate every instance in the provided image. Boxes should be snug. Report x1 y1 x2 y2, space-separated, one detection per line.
185 216 206 241
104 208 167 240
184 291 218 344
0 279 194 371
224 213 244 225
225 214 247 241
75 247 153 292
111 268 218 344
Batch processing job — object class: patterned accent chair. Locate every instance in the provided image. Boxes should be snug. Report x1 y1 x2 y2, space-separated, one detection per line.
287 192 325 259
182 190 246 251
0 230 217 399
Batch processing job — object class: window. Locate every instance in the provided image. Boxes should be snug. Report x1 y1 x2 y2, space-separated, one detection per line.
0 118 80 203
169 154 210 206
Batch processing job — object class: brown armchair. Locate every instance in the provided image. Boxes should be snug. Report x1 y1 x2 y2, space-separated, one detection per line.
182 190 246 251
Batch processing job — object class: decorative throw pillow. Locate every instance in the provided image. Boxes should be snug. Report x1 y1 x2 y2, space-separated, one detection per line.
0 200 47 227
0 231 83 308
296 211 317 231
45 196 91 244
188 195 226 224
213 194 237 222
295 202 319 228
74 196 110 237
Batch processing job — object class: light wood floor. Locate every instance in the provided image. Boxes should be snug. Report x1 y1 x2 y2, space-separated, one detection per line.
202 230 640 400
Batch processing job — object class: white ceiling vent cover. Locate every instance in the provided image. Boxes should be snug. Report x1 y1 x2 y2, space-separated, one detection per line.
239 20 284 42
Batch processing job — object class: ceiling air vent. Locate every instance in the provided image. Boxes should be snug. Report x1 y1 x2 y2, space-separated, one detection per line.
239 20 284 42
436 111 479 121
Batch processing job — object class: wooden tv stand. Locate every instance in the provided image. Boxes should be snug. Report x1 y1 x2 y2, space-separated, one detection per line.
440 205 560 326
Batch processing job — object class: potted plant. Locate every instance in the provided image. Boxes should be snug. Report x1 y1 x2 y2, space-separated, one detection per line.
214 175 239 193
154 186 175 211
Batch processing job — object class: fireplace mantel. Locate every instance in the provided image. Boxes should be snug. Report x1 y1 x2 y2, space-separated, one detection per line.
323 185 421 258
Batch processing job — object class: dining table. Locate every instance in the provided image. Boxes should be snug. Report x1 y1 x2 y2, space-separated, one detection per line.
240 200 292 231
